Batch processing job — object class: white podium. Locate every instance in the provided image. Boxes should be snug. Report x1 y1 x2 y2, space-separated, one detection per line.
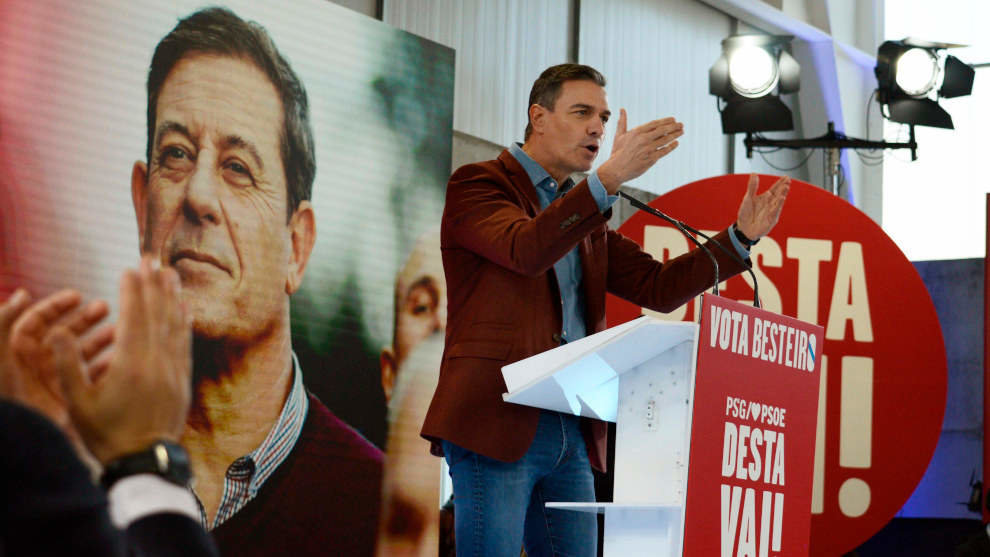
502 315 699 556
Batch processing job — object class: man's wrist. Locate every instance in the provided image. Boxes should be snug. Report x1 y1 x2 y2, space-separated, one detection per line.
587 172 619 212
732 223 759 247
100 439 192 490
596 163 621 195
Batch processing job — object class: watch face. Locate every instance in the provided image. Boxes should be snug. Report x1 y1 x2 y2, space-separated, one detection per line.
102 440 192 489
159 441 192 485
154 444 170 473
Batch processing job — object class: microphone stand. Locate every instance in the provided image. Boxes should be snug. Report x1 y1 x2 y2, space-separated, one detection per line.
618 191 762 308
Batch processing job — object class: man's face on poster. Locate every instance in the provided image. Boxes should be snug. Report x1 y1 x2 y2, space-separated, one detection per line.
380 231 446 402
393 255 446 370
132 54 298 342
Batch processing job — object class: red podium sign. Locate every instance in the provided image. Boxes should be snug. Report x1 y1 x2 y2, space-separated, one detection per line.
684 294 822 557
609 175 947 555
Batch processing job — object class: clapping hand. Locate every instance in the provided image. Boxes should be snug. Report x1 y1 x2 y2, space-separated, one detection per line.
50 257 193 465
0 288 113 451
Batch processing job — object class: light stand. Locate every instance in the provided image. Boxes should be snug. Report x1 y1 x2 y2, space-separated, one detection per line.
743 122 918 196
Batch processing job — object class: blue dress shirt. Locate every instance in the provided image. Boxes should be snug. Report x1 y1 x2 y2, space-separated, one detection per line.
508 143 617 342
507 143 751 343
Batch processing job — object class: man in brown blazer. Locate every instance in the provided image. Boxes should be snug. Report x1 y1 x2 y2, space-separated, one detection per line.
421 64 790 556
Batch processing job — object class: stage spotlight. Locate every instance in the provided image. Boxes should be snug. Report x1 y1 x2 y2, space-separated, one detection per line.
728 45 777 97
875 39 975 129
710 34 800 134
895 48 939 96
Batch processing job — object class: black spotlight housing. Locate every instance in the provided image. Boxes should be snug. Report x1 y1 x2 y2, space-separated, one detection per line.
710 34 800 134
941 54 976 98
874 39 975 129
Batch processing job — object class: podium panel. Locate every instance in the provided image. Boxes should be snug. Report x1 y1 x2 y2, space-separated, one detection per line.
503 318 697 422
613 340 695 505
502 295 822 556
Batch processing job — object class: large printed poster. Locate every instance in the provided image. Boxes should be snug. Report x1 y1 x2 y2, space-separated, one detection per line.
0 1 453 555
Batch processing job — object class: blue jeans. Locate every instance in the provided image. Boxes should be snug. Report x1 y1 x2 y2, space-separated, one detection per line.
442 410 597 557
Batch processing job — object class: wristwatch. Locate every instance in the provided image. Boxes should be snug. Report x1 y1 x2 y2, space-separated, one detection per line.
733 224 759 247
100 440 192 490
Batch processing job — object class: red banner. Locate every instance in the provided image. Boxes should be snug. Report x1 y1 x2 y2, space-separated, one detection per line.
684 294 821 556
608 174 947 555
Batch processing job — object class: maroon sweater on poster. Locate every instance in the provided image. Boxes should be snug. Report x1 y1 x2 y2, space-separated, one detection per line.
211 393 383 556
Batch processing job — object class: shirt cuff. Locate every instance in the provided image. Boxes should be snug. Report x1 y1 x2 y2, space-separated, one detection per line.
107 474 199 529
727 224 753 260
587 171 619 213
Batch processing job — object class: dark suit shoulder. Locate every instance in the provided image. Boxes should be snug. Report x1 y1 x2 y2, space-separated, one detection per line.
1 403 217 557
0 401 123 556
0 401 105 517
449 157 511 186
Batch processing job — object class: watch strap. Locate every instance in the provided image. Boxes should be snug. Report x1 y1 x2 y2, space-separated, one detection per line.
100 440 192 490
733 223 759 247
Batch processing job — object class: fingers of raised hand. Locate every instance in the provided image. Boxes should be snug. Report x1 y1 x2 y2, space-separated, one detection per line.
0 289 33 336
160 269 192 377
160 268 190 367
772 187 788 215
636 117 677 134
80 323 114 363
63 300 110 338
160 267 183 325
47 327 89 401
753 175 790 200
655 119 683 135
16 300 110 367
650 127 684 151
746 173 759 197
88 350 113 383
615 108 628 137
650 140 680 162
775 177 791 199
116 268 143 344
11 290 82 342
764 175 790 196
138 255 164 327
760 178 790 215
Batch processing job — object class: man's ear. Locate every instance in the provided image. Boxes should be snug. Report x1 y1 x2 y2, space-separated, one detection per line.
380 347 396 403
131 161 149 252
285 200 316 295
529 103 547 136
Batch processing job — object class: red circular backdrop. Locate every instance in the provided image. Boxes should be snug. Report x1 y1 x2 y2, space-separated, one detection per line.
607 174 947 556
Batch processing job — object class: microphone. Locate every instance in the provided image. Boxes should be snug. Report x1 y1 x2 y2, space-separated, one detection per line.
618 191 719 297
618 191 761 308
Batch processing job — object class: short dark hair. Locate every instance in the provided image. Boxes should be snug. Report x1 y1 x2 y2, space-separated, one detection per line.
524 64 606 141
146 7 315 220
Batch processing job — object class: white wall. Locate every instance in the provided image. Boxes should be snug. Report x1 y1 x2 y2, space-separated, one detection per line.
384 0 885 220
699 0 885 222
882 0 990 261
579 0 732 195
384 0 572 150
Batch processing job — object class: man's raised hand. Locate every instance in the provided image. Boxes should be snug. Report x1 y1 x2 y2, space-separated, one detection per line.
736 173 791 241
0 288 112 442
50 257 193 465
597 109 684 194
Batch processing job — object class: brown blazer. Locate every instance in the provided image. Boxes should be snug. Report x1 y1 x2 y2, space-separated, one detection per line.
421 150 747 472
